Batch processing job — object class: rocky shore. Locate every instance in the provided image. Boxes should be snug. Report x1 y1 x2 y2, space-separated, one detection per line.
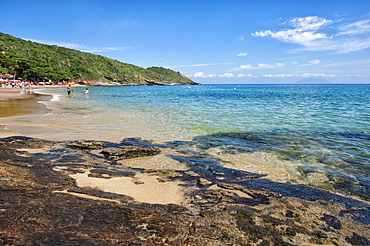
0 136 369 245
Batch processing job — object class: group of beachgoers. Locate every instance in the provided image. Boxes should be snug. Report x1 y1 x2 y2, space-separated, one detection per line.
0 81 69 89
66 85 89 96
1 81 34 89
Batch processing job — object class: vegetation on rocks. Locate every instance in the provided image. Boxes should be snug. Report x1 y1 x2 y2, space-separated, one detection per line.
0 32 197 85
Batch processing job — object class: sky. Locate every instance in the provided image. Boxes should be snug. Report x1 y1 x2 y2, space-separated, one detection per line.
2 0 370 84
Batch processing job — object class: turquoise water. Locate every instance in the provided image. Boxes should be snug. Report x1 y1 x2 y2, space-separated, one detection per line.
63 84 370 133
19 84 370 199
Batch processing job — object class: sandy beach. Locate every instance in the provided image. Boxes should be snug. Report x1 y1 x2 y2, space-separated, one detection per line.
0 87 53 137
0 88 34 137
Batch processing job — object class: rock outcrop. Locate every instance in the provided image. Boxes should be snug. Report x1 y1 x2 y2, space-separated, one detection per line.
0 136 369 245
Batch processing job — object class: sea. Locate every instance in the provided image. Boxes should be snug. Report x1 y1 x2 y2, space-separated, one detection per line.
2 84 370 200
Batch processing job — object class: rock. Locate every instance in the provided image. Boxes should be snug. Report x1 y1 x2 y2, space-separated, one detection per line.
67 140 109 149
0 136 369 245
101 146 160 160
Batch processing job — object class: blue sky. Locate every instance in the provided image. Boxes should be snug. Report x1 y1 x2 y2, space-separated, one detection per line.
2 0 370 83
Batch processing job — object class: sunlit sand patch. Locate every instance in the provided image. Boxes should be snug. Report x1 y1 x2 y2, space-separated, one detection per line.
17 147 51 154
53 166 69 171
69 170 185 205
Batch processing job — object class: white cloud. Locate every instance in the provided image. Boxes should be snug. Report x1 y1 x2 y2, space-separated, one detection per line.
170 62 234 68
27 39 87 50
328 39 370 53
193 72 207 78
299 59 321 66
253 16 331 46
289 16 333 31
309 59 321 65
262 73 336 78
344 74 367 77
219 73 234 78
237 74 254 77
252 16 370 53
232 62 285 71
26 39 132 53
193 72 218 78
337 19 370 36
237 52 248 56
301 73 336 78
262 74 296 78
190 72 340 79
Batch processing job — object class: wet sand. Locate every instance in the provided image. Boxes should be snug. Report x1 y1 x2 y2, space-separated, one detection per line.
0 88 53 137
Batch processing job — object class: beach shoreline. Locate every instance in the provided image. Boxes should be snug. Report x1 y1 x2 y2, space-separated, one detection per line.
0 87 57 137
0 84 86 137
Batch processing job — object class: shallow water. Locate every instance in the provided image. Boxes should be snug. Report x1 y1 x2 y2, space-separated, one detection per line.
2 84 369 199
0 94 51 118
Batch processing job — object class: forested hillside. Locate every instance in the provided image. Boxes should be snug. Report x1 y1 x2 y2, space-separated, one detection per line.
0 33 197 85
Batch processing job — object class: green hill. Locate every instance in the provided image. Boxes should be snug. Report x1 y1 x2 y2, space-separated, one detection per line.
0 32 197 85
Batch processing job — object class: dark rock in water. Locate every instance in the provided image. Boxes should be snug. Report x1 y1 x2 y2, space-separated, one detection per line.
0 136 369 245
67 140 110 149
101 145 161 160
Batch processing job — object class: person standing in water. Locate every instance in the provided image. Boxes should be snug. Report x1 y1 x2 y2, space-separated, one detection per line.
84 88 89 95
67 84 71 95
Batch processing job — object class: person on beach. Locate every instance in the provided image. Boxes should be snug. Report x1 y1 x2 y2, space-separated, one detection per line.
67 84 71 95
84 88 89 95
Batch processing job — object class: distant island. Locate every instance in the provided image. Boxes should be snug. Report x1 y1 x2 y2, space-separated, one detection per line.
0 32 198 86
